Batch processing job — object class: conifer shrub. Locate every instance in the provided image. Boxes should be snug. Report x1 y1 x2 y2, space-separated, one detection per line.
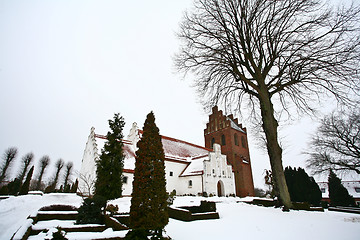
95 113 125 200
19 166 34 195
76 195 107 224
129 112 168 239
284 166 322 206
125 229 149 240
328 170 355 207
52 227 68 240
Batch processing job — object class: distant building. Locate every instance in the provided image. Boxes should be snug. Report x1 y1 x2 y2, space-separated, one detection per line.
78 106 255 197
317 181 360 206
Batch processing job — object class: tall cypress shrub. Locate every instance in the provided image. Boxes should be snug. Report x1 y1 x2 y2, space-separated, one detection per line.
20 166 34 195
129 112 168 239
94 113 125 200
328 170 355 207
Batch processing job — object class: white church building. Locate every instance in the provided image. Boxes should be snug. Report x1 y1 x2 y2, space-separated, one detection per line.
78 123 236 197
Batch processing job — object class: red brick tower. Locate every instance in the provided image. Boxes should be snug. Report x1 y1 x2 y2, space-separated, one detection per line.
204 106 255 197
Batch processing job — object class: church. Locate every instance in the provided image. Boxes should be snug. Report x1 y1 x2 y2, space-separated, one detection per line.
78 106 255 197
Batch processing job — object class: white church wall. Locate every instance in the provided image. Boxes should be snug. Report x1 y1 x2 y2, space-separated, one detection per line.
203 144 236 196
177 175 203 195
165 160 188 193
122 172 134 196
78 127 98 196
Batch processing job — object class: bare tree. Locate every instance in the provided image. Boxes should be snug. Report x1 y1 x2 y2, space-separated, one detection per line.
35 155 50 190
63 161 73 192
306 109 360 175
51 158 64 190
77 171 96 197
17 152 34 183
0 147 18 182
175 0 360 208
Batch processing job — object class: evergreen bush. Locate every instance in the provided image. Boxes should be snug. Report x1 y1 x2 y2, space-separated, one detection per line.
129 112 168 239
95 113 125 200
76 195 107 224
328 170 355 207
284 167 322 206
19 166 34 195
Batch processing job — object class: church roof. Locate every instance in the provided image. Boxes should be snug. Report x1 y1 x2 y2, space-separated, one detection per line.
94 131 211 175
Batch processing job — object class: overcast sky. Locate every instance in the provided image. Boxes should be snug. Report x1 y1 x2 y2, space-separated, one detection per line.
0 0 355 188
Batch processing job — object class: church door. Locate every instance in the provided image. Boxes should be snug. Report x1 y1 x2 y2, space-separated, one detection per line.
217 180 224 196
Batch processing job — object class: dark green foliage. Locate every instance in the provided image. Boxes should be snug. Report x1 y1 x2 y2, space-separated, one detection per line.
95 113 125 200
19 166 34 195
328 170 355 207
284 167 322 206
76 195 107 224
125 229 149 240
0 185 9 195
52 227 68 240
7 178 21 195
70 179 78 193
129 112 169 237
0 147 18 182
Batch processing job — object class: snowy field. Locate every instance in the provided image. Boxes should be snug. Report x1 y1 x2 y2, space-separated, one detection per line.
0 193 359 240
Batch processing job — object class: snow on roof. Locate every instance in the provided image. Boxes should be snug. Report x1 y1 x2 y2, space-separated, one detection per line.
227 117 246 133
317 181 360 198
180 155 208 177
94 132 211 172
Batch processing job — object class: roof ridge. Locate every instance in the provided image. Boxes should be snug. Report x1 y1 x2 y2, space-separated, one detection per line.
138 129 212 152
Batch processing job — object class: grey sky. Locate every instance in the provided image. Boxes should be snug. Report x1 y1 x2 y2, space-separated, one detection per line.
0 0 354 188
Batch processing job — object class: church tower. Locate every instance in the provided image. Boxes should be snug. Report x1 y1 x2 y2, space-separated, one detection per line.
204 106 255 197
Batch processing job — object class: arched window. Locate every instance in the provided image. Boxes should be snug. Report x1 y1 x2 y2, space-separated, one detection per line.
211 138 215 149
188 180 193 188
234 133 239 146
221 134 226 146
241 136 246 148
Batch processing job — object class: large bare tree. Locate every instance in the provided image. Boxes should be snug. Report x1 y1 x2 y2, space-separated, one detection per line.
306 109 360 175
175 0 360 208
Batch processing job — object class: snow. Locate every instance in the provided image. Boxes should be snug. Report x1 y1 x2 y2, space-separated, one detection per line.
1 194 360 240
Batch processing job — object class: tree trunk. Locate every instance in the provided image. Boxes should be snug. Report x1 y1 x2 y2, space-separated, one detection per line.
258 88 293 209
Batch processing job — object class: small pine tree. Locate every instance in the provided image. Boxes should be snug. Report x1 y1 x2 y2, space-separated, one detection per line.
328 170 355 207
19 166 34 195
94 113 125 200
129 112 168 239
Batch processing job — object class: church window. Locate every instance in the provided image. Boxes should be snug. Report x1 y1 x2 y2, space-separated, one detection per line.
211 138 215 149
212 169 215 174
123 176 128 184
355 187 360 193
321 188 326 193
234 134 239 146
170 171 173 177
241 136 246 148
221 134 226 146
188 180 193 188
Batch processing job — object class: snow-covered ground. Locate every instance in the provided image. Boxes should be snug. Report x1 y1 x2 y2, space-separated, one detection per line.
0 193 359 240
